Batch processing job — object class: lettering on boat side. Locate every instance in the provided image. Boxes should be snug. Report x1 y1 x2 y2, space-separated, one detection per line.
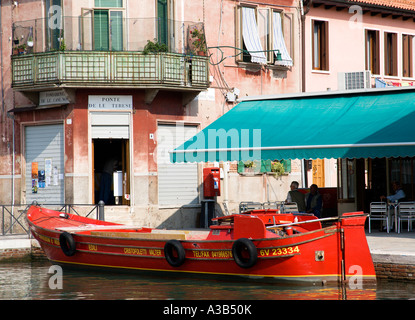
123 247 163 257
88 244 98 251
259 246 300 257
192 250 233 259
38 234 60 246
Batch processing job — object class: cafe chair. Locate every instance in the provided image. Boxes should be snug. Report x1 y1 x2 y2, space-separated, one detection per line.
239 201 262 213
369 202 389 233
398 202 415 233
262 201 280 210
281 202 299 214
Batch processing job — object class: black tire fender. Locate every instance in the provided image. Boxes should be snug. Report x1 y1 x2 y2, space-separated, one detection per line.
232 238 258 268
164 240 186 267
59 232 76 257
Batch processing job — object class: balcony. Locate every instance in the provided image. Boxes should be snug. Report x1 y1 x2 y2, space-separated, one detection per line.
11 17 209 103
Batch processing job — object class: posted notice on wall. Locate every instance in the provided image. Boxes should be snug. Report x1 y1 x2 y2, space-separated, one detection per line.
88 95 133 110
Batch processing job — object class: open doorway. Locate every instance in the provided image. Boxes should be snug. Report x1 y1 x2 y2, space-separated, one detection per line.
93 139 130 205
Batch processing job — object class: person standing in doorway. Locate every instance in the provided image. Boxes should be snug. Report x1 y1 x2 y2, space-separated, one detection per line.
99 157 118 205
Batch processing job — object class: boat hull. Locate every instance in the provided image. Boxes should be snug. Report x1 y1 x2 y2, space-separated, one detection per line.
27 206 376 285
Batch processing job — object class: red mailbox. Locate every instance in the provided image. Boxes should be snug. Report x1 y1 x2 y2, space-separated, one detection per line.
203 167 221 198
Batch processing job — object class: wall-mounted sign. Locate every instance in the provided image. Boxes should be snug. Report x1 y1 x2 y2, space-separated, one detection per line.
39 90 70 106
88 95 133 110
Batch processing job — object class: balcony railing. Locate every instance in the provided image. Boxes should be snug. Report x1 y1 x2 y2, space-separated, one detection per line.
12 16 209 91
12 16 206 54
12 51 209 90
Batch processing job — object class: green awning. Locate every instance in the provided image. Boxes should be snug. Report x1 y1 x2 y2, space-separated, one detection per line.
170 88 415 163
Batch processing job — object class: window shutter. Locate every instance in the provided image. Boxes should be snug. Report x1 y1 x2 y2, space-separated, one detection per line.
157 0 168 45
281 159 291 173
110 11 123 51
94 10 109 51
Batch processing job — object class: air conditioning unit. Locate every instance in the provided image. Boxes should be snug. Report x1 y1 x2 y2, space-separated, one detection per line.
338 71 371 90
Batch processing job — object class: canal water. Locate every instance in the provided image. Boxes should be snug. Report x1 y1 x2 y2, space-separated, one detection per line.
1 260 414 301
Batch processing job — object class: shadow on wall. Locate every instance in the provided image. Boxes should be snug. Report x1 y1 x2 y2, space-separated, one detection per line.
156 203 225 229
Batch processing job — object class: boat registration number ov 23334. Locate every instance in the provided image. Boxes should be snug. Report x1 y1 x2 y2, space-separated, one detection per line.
259 246 300 257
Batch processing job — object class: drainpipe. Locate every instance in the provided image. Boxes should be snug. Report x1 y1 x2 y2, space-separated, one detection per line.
300 0 311 93
300 0 310 188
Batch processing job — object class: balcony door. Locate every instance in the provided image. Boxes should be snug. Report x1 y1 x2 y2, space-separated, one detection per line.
157 0 175 50
45 0 63 51
94 9 123 51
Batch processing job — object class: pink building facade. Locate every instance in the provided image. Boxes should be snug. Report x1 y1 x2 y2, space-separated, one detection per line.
0 0 302 228
304 0 415 92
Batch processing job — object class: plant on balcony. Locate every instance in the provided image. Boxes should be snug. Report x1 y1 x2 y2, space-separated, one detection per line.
190 27 207 56
143 39 168 55
17 44 27 55
59 39 66 51
271 161 285 175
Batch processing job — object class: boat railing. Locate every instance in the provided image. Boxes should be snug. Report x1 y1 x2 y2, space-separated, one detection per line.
239 201 284 213
0 202 103 237
265 213 369 230
265 216 339 230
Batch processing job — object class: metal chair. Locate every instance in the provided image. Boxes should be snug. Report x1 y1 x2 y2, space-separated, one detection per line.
239 202 262 213
280 202 299 213
368 202 389 233
262 201 280 210
398 202 415 233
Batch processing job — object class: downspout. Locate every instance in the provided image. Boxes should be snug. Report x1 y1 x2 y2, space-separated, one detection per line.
300 0 310 188
300 0 311 93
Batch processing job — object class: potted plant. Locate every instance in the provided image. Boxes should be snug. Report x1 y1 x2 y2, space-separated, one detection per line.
190 27 207 56
143 39 168 54
271 161 285 175
17 44 27 55
59 38 66 51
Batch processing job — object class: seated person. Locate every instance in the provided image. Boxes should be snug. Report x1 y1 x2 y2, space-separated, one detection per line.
305 184 323 218
286 181 306 213
380 181 406 203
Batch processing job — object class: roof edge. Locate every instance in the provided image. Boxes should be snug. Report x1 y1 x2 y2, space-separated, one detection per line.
237 86 415 102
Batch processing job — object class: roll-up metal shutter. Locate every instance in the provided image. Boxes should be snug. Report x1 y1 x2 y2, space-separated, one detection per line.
91 112 130 139
25 124 64 204
157 124 198 206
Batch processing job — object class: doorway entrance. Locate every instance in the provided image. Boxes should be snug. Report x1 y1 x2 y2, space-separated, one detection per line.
93 139 130 205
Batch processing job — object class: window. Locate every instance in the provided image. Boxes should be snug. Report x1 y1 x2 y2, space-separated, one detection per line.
93 0 124 51
365 30 380 75
157 0 174 49
236 6 267 64
45 0 63 51
235 6 292 65
384 32 398 76
337 158 355 200
312 20 328 71
95 0 123 6
272 11 293 66
403 34 413 78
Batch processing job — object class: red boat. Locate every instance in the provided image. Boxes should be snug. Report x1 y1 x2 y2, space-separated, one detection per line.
27 205 376 285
